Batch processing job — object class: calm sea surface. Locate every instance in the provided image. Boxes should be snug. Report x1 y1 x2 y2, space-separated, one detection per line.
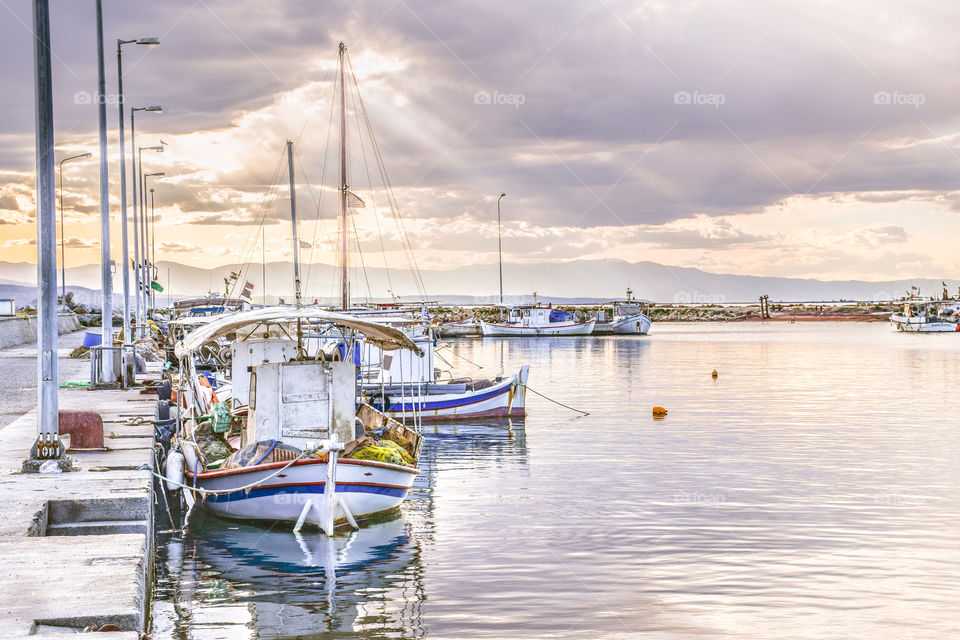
150 322 960 639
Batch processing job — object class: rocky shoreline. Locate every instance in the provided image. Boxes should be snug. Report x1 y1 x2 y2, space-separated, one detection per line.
430 302 897 325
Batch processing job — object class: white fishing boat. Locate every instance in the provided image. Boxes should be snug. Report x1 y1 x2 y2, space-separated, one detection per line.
480 305 596 336
355 327 528 420
169 307 426 535
890 299 960 332
607 288 652 335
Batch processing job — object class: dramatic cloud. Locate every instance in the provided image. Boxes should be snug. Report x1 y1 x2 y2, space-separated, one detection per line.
1 0 960 284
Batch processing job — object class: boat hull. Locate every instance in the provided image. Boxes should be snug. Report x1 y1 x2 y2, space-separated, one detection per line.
891 319 960 332
186 457 418 527
368 371 527 421
610 314 652 334
479 319 596 336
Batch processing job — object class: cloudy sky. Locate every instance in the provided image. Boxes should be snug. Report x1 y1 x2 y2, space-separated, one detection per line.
2 0 960 295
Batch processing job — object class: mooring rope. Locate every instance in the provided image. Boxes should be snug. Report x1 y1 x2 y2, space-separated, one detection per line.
523 385 590 416
151 447 316 496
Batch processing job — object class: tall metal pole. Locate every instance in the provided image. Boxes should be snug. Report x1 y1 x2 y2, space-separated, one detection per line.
497 192 506 305
338 42 348 311
262 226 266 306
58 161 65 308
287 140 301 307
140 168 149 315
56 153 91 310
116 41 131 374
139 159 149 316
150 187 155 310
96 0 114 381
129 112 141 334
31 0 61 460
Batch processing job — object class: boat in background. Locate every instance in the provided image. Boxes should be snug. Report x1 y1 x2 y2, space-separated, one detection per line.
480 305 596 336
890 299 960 332
604 288 652 335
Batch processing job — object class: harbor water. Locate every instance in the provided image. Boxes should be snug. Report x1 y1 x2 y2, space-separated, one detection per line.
150 322 960 638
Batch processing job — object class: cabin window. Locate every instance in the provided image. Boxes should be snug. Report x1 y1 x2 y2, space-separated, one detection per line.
249 372 257 409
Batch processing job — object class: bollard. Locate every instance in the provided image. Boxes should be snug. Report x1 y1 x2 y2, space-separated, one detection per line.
58 410 105 449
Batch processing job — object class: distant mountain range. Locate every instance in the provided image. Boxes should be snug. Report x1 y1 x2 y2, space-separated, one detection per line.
0 259 954 308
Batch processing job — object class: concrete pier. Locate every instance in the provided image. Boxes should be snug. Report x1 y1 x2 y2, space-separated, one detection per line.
0 339 157 637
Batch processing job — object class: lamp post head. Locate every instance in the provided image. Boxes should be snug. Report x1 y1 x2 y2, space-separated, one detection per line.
145 105 163 113
136 37 160 47
146 172 165 178
78 152 92 159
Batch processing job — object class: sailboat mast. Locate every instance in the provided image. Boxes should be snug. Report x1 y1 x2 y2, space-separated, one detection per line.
287 139 302 307
339 41 349 311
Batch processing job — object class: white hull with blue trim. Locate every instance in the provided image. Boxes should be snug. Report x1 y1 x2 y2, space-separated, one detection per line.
364 365 529 421
184 454 418 527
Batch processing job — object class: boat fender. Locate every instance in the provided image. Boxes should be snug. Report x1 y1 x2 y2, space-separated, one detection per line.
652 406 668 417
165 451 185 491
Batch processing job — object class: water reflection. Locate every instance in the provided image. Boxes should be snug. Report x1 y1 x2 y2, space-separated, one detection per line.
153 324 960 638
152 512 425 639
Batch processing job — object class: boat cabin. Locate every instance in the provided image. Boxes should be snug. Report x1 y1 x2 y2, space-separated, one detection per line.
246 359 357 450
506 306 572 326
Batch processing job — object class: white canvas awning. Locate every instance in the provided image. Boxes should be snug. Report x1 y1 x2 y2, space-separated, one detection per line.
174 306 423 359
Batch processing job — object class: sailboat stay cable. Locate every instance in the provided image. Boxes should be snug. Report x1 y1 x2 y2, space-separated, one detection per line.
345 51 428 301
229 146 288 299
293 151 332 303
347 69 395 301
300 67 339 302
350 212 373 303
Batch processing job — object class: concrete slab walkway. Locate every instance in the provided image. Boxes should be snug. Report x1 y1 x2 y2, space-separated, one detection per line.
0 355 158 635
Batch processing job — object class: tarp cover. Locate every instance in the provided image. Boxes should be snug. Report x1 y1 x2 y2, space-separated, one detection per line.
175 306 423 359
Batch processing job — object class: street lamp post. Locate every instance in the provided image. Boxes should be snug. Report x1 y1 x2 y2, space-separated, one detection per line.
149 187 155 310
129 108 161 332
497 193 506 305
117 36 158 376
142 172 164 313
57 152 91 308
94 0 116 383
29 0 62 465
138 160 163 316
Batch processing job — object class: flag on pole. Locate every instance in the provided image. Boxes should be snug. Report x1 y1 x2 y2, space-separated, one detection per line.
240 281 254 299
299 240 313 249
346 190 365 209
151 281 164 292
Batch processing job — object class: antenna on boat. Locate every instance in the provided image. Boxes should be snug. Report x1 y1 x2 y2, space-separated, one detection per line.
338 41 349 312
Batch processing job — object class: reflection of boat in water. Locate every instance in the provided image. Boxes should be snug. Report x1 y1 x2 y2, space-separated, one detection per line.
152 511 425 639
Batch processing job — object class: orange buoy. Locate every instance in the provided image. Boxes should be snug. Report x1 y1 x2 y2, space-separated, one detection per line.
652 406 667 417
